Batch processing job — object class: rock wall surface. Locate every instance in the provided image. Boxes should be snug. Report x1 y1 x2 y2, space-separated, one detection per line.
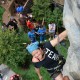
63 0 80 80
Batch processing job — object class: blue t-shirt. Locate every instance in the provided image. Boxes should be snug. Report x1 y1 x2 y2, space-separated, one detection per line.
28 30 36 38
38 27 46 34
16 6 24 13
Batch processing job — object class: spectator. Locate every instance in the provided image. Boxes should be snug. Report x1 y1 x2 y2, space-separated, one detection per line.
18 15 28 32
15 0 29 16
48 22 56 40
26 17 34 30
6 16 19 33
34 21 42 32
16 4 24 14
28 29 36 43
38 25 46 43
37 25 46 43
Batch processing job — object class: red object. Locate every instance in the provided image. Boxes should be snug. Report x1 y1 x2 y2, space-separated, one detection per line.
26 21 34 30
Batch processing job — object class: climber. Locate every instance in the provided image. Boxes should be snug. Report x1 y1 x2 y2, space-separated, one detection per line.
26 30 70 80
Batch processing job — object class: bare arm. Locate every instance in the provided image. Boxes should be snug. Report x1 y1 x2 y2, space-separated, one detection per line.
23 0 29 9
50 30 67 47
35 67 43 80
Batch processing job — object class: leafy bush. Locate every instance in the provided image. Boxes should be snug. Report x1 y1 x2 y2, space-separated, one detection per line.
0 6 5 26
0 28 31 68
31 0 51 21
47 7 63 27
31 0 63 27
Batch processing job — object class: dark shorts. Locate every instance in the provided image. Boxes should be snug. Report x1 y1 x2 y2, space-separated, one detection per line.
49 32 55 36
52 71 61 79
51 56 65 79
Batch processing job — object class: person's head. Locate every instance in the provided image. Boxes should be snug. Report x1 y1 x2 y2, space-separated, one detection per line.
26 41 44 59
26 17 32 22
12 75 20 80
18 4 22 7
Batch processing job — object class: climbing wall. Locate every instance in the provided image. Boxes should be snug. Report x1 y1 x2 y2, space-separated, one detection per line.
63 0 80 80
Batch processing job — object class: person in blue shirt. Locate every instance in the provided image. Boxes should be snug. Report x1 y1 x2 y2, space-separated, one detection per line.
37 25 46 43
15 0 29 14
16 5 24 13
28 29 36 43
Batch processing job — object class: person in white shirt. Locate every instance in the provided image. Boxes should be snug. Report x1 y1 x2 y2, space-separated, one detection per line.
48 22 56 40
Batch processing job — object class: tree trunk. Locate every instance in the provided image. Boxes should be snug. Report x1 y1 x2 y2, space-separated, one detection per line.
63 0 80 80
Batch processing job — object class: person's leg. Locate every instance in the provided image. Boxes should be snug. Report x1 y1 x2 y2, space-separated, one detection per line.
52 71 63 80
51 33 53 39
49 33 51 40
55 74 70 80
43 34 46 41
40 35 43 43
63 76 70 80
41 35 43 41
53 32 55 38
55 73 63 80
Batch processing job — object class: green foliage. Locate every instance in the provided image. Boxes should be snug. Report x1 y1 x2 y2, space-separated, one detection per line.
56 39 70 59
0 28 31 68
31 0 63 27
25 65 51 80
11 65 51 80
0 6 5 18
31 0 51 21
47 7 63 27
0 6 5 26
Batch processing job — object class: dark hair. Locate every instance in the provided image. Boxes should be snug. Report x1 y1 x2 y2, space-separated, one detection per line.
39 24 43 28
13 75 20 80
38 43 44 50
26 17 32 21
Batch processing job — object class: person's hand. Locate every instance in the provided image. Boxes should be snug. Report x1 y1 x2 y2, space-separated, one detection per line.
39 75 43 80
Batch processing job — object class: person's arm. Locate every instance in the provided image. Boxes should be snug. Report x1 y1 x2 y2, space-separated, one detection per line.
32 57 43 80
23 0 29 9
50 30 67 47
35 67 43 80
